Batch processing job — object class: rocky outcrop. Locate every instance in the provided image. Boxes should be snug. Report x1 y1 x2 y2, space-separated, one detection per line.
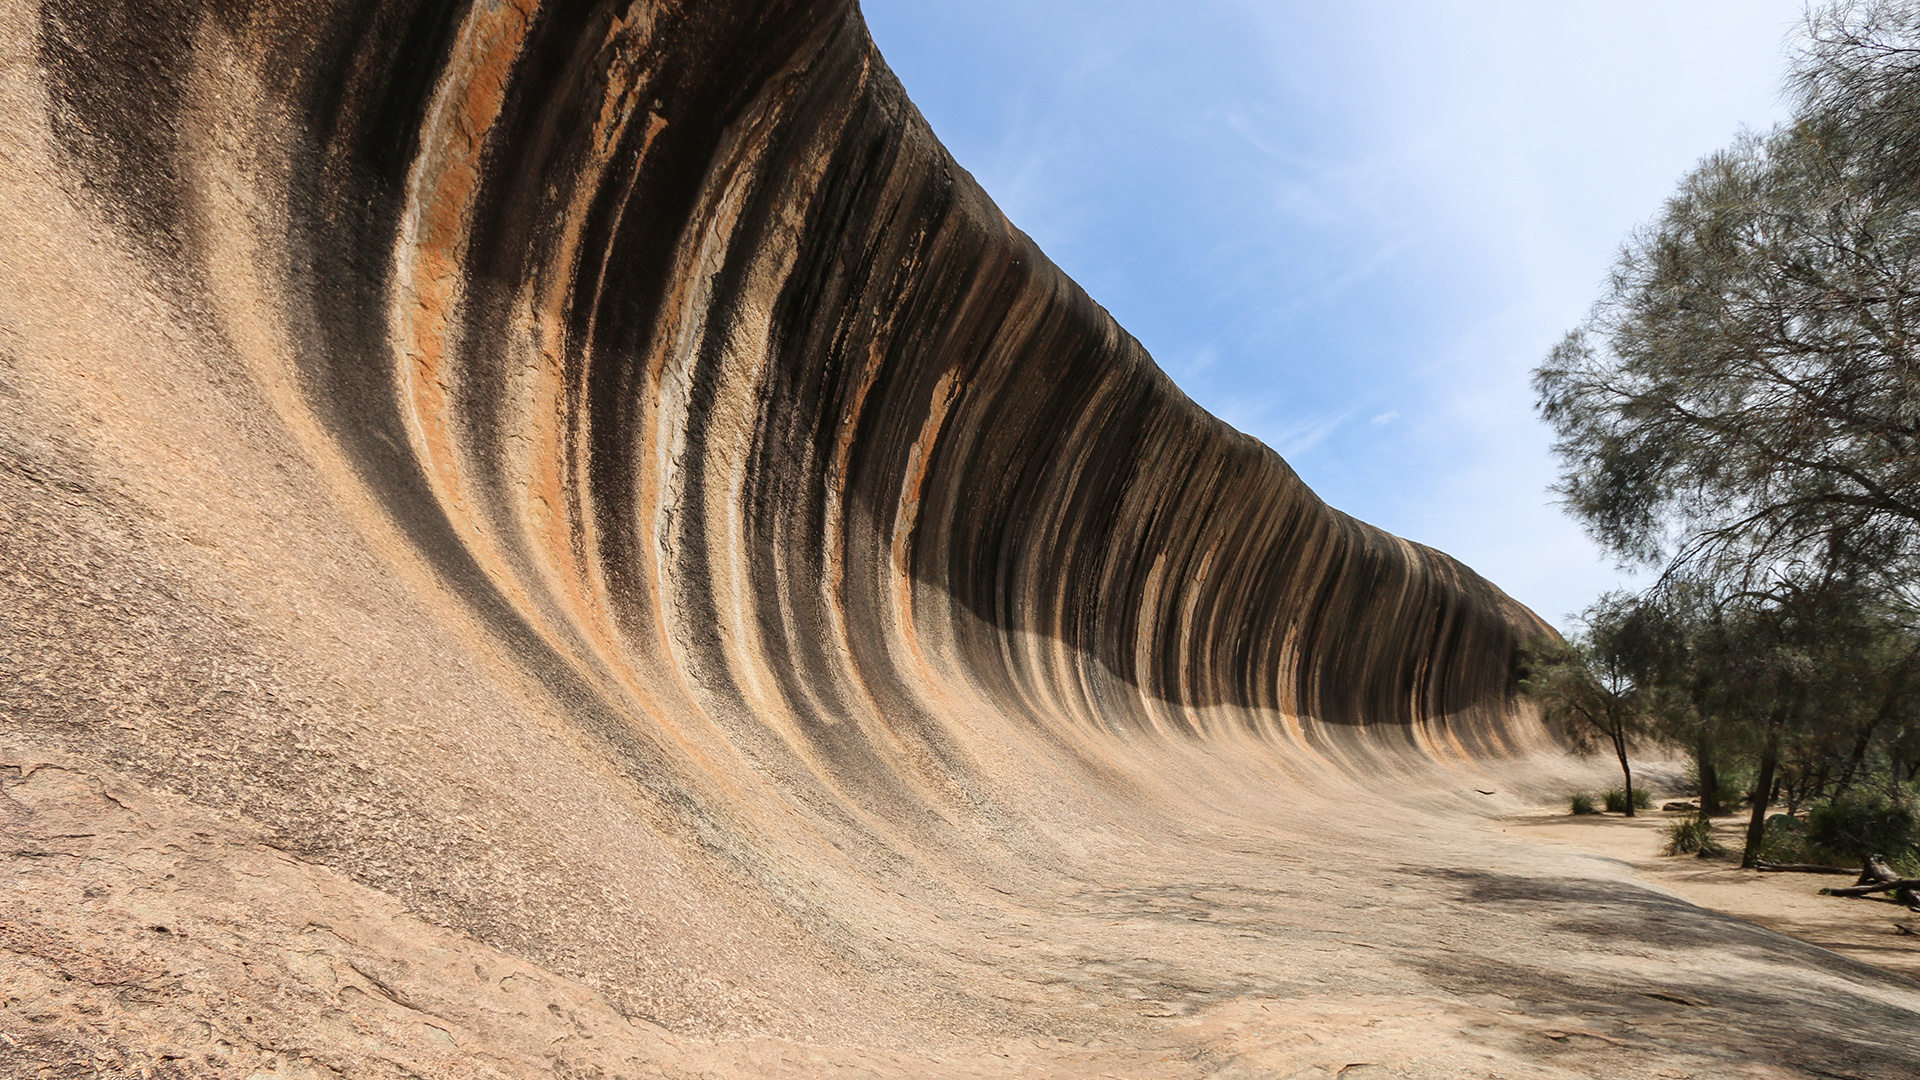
20 3 1914 1078
40 0 1541 764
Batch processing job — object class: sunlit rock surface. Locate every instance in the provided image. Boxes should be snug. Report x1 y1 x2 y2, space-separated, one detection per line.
3 2 1918 1076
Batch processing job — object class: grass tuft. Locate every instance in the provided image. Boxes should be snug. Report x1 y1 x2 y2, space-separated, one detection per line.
1603 788 1652 813
1664 814 1725 857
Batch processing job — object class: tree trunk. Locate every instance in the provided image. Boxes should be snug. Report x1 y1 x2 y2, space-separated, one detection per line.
1861 854 1900 886
1697 736 1722 817
1833 720 1877 799
1842 648 1920 798
1742 739 1780 869
1785 763 1818 817
1614 728 1635 818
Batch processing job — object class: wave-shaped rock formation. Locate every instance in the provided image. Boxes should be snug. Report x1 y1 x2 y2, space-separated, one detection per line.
5 1 1920 1076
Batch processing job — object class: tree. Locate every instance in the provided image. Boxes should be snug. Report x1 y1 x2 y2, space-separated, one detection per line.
1795 0 1920 195
1661 572 1909 865
1698 586 1827 866
1534 0 1920 600
1534 1 1920 867
1522 595 1657 816
1607 581 1736 816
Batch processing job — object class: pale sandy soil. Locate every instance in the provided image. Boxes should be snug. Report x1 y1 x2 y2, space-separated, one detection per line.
1507 804 1920 985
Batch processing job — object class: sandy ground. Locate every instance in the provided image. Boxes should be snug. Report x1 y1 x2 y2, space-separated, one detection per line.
1508 803 1920 986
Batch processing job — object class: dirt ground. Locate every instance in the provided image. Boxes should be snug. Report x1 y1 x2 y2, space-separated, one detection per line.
1508 802 1920 985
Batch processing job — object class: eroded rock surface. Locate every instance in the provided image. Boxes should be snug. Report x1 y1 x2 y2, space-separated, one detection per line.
2 1 1917 1076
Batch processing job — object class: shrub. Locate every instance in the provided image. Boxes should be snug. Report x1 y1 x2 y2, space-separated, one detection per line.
1757 812 1811 864
1664 814 1725 857
1806 794 1918 863
1709 779 1746 814
1603 788 1652 813
1683 768 1746 814
1569 792 1599 815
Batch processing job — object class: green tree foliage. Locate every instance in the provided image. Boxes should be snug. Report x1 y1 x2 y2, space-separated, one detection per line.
1605 583 1738 815
1535 0 1920 595
1700 579 1871 865
1807 791 1918 862
1522 594 1658 816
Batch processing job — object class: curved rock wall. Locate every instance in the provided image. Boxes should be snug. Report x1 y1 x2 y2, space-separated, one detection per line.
55 0 1535 757
6 0 1565 1055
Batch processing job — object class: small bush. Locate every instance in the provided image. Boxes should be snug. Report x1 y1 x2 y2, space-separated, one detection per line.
1681 767 1746 815
1603 788 1652 813
1705 779 1746 815
1807 794 1918 863
1569 792 1598 815
1664 814 1725 857
1757 812 1812 864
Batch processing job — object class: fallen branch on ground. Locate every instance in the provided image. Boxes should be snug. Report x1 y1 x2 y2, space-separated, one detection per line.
1753 861 1858 875
1861 855 1902 885
1821 878 1920 897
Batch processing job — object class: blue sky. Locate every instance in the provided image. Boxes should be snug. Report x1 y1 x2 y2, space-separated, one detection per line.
859 0 1808 628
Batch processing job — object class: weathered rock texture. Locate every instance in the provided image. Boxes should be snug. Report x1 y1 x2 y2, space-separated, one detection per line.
3 1 1918 1077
